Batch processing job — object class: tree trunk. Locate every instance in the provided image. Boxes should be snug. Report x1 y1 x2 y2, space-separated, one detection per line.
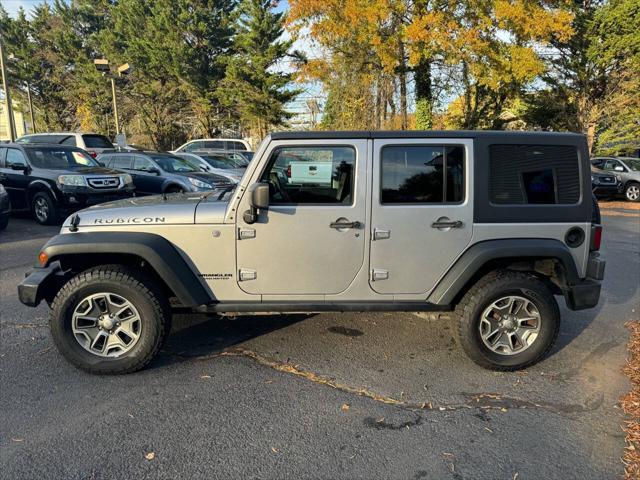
398 39 408 130
414 57 432 130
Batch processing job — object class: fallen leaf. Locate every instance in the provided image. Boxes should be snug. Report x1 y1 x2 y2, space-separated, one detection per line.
11 438 24 442
127 413 134 418
271 447 278 453
341 403 350 412
484 427 493 433
145 452 155 461
200 374 211 379
500 407 508 412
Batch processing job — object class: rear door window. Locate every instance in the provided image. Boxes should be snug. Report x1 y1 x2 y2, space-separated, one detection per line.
380 145 464 204
6 149 29 167
112 156 133 170
226 141 247 151
82 134 113 148
489 145 580 205
184 141 204 152
133 156 155 171
204 140 225 149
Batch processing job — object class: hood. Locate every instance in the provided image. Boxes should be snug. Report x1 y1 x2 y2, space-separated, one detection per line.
181 171 232 184
63 166 124 175
62 193 206 227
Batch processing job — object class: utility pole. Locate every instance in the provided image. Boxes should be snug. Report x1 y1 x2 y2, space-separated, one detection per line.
0 39 17 142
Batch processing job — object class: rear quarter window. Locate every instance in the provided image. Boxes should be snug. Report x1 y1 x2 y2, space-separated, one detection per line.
489 145 580 205
82 134 113 148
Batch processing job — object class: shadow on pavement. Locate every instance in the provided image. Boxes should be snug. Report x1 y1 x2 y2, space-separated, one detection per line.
151 313 314 369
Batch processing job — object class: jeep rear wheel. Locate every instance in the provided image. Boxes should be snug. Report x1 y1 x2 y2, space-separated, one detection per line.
454 270 560 371
50 265 171 374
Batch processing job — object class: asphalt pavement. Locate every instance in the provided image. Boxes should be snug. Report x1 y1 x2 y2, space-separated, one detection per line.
1 211 638 479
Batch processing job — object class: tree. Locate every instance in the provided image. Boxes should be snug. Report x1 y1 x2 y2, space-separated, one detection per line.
217 0 299 139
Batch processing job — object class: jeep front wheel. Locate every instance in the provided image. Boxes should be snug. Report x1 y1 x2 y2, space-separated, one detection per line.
50 265 171 374
454 271 560 371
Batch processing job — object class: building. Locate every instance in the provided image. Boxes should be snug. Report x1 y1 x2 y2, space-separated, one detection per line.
0 94 30 141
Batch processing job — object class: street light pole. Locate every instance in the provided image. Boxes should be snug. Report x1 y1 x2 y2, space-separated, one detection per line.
110 76 120 135
0 39 17 142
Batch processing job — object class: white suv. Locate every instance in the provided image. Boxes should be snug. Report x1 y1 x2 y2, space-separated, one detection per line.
16 133 114 158
172 138 251 153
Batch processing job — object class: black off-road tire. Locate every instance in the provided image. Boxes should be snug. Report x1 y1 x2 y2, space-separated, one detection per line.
50 265 171 374
454 270 560 371
31 191 59 225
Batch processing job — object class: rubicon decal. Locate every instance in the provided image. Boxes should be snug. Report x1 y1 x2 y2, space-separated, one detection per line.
93 217 166 224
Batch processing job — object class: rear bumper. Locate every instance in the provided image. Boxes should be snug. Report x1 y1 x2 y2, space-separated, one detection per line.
18 263 64 307
564 253 606 310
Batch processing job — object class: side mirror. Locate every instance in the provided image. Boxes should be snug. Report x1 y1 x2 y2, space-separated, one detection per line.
10 163 28 172
243 182 270 224
614 165 624 172
148 167 161 175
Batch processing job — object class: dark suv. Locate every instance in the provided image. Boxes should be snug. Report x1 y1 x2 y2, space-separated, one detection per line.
0 144 135 225
98 151 233 195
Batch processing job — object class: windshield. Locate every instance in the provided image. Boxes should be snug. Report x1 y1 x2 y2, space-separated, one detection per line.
200 154 249 170
624 159 640 171
151 155 197 173
26 147 99 169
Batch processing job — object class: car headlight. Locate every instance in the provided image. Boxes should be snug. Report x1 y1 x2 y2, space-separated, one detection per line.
0 183 5 194
188 177 212 189
591 175 595 182
57 175 87 187
120 174 133 185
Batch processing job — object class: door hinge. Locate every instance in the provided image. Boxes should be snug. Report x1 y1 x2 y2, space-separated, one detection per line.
373 228 390 240
238 227 256 240
371 268 389 281
239 268 257 281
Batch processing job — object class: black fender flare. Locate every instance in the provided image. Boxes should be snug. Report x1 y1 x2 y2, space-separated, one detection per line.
40 232 212 307
427 239 580 305
28 179 60 203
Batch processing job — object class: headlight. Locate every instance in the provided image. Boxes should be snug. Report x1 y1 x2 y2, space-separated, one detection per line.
120 174 133 185
188 177 212 189
591 175 595 182
57 175 87 186
0 183 5 194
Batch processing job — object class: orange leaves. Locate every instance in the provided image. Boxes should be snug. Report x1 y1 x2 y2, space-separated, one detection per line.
493 0 574 42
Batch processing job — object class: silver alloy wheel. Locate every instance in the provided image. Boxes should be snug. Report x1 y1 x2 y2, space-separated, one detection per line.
34 196 49 223
626 184 640 201
479 295 541 356
71 292 142 357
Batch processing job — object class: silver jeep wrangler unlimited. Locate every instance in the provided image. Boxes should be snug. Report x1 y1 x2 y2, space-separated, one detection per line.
19 131 606 374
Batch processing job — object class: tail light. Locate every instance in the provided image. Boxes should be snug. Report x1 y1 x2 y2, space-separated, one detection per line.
87 151 97 158
591 225 603 251
286 164 291 178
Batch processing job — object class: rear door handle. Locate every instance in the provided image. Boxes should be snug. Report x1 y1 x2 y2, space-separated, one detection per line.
431 220 464 229
330 220 361 229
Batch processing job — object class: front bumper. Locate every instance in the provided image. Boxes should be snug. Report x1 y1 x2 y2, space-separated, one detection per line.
59 186 135 210
18 263 65 307
592 184 619 197
564 253 606 310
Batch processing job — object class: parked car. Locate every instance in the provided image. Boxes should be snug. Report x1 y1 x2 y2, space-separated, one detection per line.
172 138 251 153
591 156 640 202
0 182 10 231
16 132 115 158
19 130 605 374
175 151 249 183
97 151 234 195
591 170 620 199
0 143 135 225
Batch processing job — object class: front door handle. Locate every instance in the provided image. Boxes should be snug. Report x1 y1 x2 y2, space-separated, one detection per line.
431 220 464 229
330 220 361 229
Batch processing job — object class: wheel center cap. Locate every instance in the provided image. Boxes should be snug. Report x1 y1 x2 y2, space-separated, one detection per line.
99 316 115 330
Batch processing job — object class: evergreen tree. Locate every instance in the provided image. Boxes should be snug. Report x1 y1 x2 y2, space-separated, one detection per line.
218 0 299 139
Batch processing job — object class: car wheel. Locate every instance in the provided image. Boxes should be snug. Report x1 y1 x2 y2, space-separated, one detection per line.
49 265 171 374
625 182 640 202
454 270 560 371
31 191 59 225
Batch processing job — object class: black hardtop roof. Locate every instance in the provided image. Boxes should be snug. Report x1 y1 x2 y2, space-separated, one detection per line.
270 130 585 140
